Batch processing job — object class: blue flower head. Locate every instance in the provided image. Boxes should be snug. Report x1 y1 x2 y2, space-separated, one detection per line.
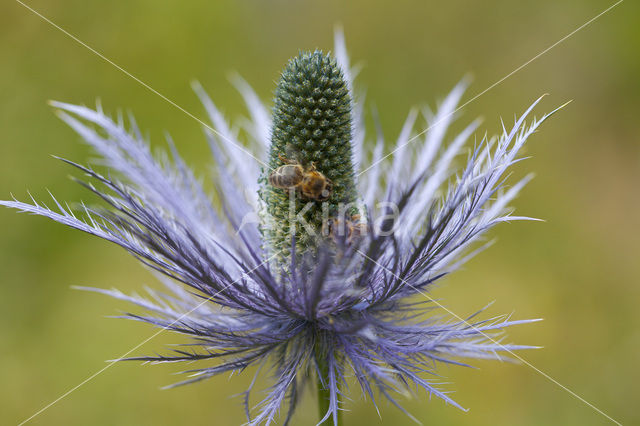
1 30 562 425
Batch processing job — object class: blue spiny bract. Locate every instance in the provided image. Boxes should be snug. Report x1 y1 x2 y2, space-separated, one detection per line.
0 30 559 426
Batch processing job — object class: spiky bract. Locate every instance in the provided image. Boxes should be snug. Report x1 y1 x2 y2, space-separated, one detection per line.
0 31 556 425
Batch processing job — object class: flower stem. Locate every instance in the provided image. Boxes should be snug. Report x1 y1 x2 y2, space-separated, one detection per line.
316 349 342 425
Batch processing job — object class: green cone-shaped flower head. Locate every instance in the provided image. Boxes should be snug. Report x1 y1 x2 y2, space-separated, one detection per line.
260 50 357 260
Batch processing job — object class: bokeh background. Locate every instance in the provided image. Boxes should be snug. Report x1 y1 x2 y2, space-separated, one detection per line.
1 1 638 425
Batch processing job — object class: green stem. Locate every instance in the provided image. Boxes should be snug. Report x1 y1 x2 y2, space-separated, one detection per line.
316 346 342 425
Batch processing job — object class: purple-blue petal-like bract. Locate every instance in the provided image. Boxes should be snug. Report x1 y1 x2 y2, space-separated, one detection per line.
0 30 557 425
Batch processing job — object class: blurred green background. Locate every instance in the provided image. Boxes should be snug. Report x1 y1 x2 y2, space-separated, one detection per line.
1 0 638 425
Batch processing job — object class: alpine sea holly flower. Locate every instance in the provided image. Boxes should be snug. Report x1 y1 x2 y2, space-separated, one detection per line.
1 30 562 425
260 51 360 263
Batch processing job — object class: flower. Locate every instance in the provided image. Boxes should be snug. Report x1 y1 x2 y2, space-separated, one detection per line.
260 50 359 262
1 30 562 425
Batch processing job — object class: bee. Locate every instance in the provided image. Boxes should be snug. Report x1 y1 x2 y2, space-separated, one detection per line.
345 214 369 242
268 153 333 201
323 213 369 244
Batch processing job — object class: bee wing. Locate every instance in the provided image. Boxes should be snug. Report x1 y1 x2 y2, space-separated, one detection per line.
284 143 303 164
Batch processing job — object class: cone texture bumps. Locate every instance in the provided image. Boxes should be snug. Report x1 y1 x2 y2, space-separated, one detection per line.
261 51 357 259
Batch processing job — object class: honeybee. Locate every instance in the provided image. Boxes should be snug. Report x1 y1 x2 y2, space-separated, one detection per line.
346 214 369 242
323 213 369 244
268 153 333 201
